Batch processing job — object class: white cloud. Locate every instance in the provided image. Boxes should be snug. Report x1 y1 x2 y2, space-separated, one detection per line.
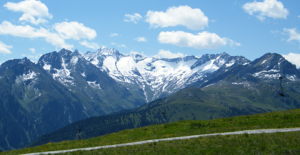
124 13 142 24
158 31 240 49
145 5 208 30
242 0 289 21
271 29 279 34
111 42 126 48
282 53 300 69
284 28 300 47
0 21 73 49
130 50 145 56
298 15 300 18
80 40 100 50
134 37 147 42
110 33 119 37
54 22 97 40
22 53 42 60
0 41 12 54
155 49 185 59
29 48 35 53
4 0 52 25
227 39 241 47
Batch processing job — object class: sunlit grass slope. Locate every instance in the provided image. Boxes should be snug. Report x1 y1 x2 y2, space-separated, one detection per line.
62 132 300 155
28 82 300 147
3 108 300 155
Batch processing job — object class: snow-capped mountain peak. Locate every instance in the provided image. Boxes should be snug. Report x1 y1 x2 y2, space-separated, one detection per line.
79 48 251 102
35 48 299 103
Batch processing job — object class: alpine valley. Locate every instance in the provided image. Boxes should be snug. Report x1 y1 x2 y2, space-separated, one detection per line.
1 48 300 151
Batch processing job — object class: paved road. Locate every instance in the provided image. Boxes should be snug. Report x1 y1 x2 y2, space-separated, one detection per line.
23 128 300 155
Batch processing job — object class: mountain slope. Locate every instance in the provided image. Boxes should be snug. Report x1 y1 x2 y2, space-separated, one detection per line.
0 49 147 151
28 75 300 147
1 50 300 151
0 58 86 150
6 108 300 155
38 49 145 115
84 48 250 102
193 53 300 88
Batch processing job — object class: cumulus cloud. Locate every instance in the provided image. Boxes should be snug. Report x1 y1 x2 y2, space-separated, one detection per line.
271 29 280 34
130 50 145 56
282 53 300 69
158 31 240 49
242 0 289 21
227 39 241 47
134 37 147 42
80 40 100 50
29 48 35 53
124 13 142 24
0 21 73 49
110 33 119 37
4 0 52 25
145 5 208 30
0 41 12 54
284 28 300 47
155 49 185 58
54 22 97 40
111 42 126 48
22 53 42 60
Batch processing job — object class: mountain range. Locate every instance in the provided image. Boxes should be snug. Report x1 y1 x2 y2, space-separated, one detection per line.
0 48 300 151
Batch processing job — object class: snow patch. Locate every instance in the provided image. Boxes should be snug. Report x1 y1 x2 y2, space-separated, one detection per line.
43 64 51 70
15 70 38 83
225 60 235 67
286 75 297 81
91 58 99 66
52 58 75 86
232 82 243 85
71 57 78 65
87 81 101 89
204 83 214 88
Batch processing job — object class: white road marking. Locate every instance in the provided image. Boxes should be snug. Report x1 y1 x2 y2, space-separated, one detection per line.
22 128 300 155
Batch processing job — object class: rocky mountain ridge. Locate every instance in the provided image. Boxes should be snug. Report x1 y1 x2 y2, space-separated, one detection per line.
0 48 299 151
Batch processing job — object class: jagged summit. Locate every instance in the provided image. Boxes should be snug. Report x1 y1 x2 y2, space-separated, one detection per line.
6 48 300 103
95 48 122 56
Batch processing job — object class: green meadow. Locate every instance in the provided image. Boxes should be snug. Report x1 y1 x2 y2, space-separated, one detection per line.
3 108 300 155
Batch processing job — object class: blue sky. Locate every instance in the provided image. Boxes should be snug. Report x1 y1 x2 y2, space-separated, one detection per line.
0 0 300 68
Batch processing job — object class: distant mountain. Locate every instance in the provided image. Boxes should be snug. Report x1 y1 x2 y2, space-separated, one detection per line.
38 49 145 115
27 52 300 147
1 48 300 151
29 76 300 146
84 48 250 102
0 58 86 150
194 53 300 88
0 49 145 151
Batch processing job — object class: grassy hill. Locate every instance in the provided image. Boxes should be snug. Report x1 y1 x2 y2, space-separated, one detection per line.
26 77 300 147
3 108 300 154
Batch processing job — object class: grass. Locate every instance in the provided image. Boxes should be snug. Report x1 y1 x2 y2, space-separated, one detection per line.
61 131 300 155
3 108 300 155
